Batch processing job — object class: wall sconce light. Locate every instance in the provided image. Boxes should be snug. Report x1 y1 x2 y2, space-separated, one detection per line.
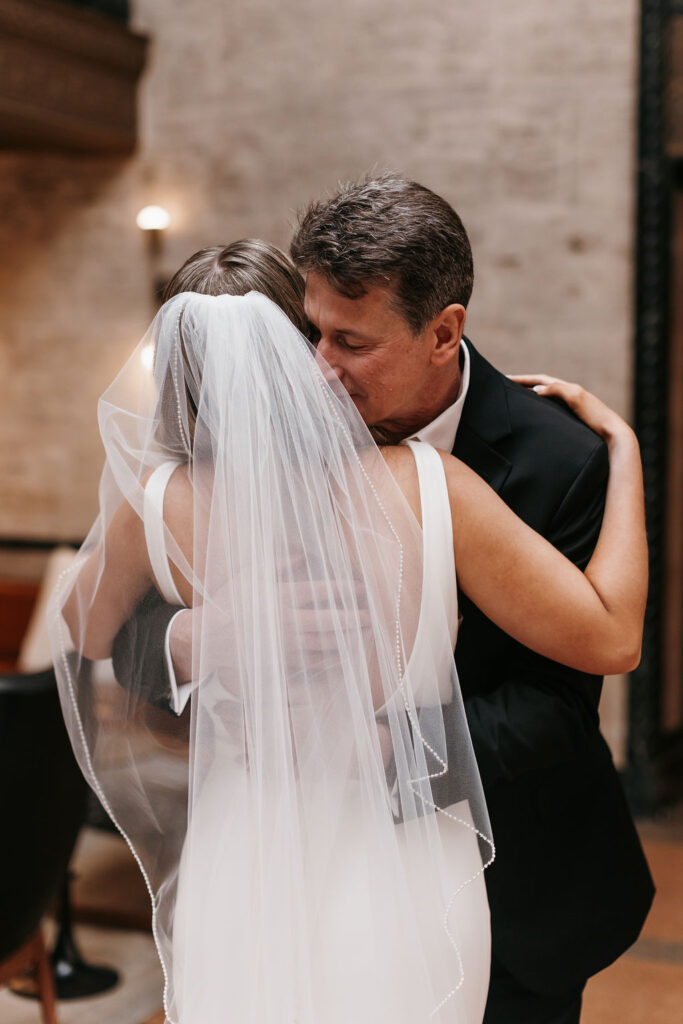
137 205 171 303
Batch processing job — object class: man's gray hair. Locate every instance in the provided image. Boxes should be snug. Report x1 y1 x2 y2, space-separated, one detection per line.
290 174 474 334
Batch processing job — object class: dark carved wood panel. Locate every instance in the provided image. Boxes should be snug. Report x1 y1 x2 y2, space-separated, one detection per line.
0 0 147 153
60 0 129 20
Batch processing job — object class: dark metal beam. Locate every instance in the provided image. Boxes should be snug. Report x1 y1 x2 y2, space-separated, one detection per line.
627 0 683 812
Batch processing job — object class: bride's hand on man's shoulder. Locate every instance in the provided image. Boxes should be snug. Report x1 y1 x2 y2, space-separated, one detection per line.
508 373 637 449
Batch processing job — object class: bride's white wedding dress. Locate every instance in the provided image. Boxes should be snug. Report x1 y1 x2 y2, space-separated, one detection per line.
143 439 491 1024
50 292 493 1024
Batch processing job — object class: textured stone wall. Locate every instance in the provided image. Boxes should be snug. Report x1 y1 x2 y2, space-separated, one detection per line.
0 0 638 761
0 0 640 541
0 0 639 539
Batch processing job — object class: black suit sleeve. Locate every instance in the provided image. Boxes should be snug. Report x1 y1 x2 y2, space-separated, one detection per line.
462 438 610 792
111 587 181 713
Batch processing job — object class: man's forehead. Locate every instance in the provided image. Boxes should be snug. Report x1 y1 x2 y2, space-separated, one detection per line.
304 274 394 326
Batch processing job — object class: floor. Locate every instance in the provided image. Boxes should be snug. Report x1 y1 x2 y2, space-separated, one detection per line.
582 811 683 1024
0 830 164 1024
1 813 681 1024
0 923 163 1024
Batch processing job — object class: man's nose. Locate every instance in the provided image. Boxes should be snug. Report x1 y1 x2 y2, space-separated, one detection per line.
315 338 344 382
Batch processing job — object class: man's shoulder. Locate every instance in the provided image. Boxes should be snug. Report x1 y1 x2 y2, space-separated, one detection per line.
461 339 609 543
465 339 607 473
505 374 603 448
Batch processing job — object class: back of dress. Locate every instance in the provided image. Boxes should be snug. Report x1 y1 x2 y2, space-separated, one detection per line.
403 439 459 704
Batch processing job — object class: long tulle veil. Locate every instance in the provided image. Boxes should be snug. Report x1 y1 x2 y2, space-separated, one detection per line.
48 291 494 1023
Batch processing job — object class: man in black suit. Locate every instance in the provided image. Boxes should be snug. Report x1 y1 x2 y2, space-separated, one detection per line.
113 175 653 1023
445 340 654 1021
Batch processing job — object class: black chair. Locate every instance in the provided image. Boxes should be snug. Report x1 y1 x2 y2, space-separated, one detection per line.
0 667 90 1019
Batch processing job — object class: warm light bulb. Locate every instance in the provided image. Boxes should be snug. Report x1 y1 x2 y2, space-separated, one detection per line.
136 205 171 231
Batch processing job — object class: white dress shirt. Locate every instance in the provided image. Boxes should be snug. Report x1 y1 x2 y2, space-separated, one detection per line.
165 340 472 714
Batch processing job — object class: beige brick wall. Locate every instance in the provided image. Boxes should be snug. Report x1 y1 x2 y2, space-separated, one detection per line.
0 0 639 761
0 0 640 541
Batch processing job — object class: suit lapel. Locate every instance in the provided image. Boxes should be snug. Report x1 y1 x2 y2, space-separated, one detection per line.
453 422 512 492
453 338 513 494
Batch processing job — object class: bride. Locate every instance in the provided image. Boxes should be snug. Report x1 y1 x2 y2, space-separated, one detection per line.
49 241 646 1024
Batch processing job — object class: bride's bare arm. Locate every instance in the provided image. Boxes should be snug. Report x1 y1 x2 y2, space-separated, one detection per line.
446 380 647 675
63 501 154 660
64 467 194 660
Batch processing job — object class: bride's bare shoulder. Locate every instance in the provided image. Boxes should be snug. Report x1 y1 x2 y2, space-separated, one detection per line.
377 444 420 517
436 449 477 483
380 444 472 484
377 443 419 479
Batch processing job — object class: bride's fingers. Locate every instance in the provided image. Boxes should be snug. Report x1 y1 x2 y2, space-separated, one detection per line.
508 373 583 402
507 373 557 389
509 373 629 439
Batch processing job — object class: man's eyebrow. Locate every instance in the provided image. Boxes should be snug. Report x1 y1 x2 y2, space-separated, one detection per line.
335 326 372 339
304 315 372 341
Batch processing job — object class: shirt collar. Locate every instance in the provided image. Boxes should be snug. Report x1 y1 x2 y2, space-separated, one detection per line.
405 339 471 451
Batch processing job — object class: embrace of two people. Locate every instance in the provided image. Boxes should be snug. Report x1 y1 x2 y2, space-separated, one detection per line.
50 175 654 1024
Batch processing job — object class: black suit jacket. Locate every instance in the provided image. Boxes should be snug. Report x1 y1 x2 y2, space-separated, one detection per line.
435 338 653 994
113 336 654 995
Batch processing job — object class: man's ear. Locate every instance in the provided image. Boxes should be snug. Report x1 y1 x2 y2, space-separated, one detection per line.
430 304 466 367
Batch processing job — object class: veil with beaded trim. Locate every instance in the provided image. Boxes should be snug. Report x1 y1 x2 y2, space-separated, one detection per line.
48 290 493 1023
